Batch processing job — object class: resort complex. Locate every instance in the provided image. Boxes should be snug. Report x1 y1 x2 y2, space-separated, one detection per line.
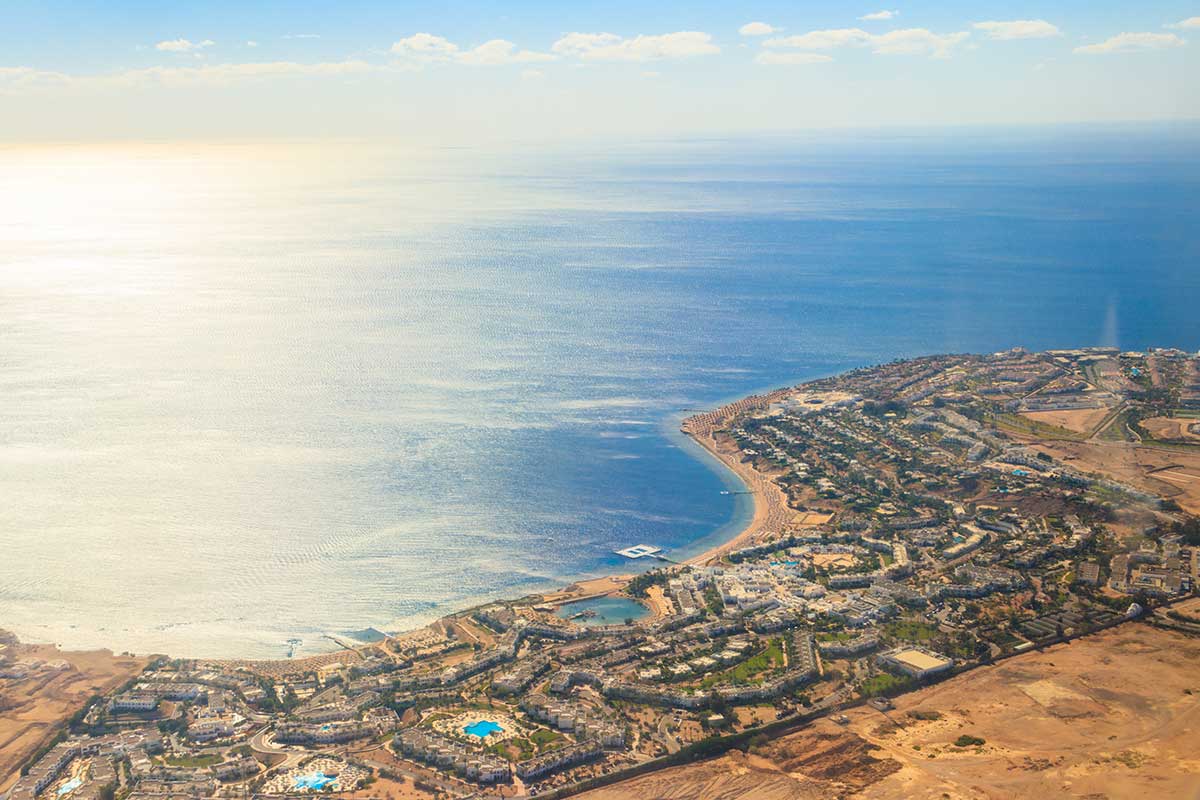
3 346 1200 800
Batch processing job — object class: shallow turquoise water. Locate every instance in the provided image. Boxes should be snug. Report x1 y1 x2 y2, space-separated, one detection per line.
557 595 650 626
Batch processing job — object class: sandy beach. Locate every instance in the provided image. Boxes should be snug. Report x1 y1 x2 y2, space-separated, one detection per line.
241 392 792 672
679 389 794 565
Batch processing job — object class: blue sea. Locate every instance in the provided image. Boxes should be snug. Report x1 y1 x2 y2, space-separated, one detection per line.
1 126 1197 658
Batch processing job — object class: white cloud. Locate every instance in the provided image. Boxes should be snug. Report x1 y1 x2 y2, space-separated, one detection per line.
766 28 872 50
125 60 375 85
0 66 72 93
390 33 460 62
873 29 969 57
0 59 380 94
642 70 662 77
1166 17 1200 29
521 68 545 79
765 27 968 58
390 34 552 66
155 38 215 53
245 41 259 48
755 51 834 65
1073 32 1185 54
739 22 778 37
457 39 555 66
551 31 720 61
860 10 899 21
283 34 321 40
972 20 1061 40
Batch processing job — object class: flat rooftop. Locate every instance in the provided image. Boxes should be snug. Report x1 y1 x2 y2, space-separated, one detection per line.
893 649 951 671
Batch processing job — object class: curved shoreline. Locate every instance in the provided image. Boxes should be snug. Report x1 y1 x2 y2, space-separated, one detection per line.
678 389 794 565
217 389 797 670
9 390 795 665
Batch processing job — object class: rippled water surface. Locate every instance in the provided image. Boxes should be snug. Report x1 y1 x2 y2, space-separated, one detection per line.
2 131 1197 657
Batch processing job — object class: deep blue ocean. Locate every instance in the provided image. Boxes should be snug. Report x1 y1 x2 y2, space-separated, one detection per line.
1 126 1197 657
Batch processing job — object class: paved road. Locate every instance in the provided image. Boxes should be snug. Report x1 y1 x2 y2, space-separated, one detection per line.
249 726 306 772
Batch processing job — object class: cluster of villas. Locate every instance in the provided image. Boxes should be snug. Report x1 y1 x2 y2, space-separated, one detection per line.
275 707 397 745
1109 536 1195 598
519 695 626 747
6 731 157 800
107 680 206 714
393 729 512 784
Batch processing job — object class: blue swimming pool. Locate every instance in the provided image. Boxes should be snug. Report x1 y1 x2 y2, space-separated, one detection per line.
463 720 504 738
293 771 336 790
57 778 83 797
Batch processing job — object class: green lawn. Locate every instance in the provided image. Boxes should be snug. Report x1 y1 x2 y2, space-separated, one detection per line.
700 639 785 688
163 753 222 768
884 620 940 642
859 672 912 698
530 729 565 751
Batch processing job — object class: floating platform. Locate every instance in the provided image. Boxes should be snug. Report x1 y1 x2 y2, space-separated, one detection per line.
615 544 663 559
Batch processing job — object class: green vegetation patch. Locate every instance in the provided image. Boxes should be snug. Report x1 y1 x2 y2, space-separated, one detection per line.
859 672 912 698
991 412 1087 442
700 639 785 688
529 728 565 751
884 619 940 642
907 709 942 721
953 734 985 748
163 753 223 768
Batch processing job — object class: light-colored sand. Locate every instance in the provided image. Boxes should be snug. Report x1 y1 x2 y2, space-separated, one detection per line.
542 575 635 605
1142 416 1200 443
578 623 1200 800
644 585 675 618
811 553 856 568
1028 440 1200 514
681 406 793 566
215 646 362 679
845 623 1200 799
1021 406 1113 435
0 638 147 793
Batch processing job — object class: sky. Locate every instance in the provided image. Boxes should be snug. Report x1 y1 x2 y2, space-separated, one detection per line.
1 1 1198 142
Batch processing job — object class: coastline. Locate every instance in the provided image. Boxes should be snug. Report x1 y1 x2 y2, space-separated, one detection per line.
677 389 794 565
5 388 797 666
212 388 798 669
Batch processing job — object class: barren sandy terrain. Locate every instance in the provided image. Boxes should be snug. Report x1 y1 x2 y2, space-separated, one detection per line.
1021 406 1113 435
0 637 146 793
1029 440 1200 514
577 624 1200 800
1142 415 1200 443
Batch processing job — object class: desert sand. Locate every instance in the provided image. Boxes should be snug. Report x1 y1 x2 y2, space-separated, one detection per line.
577 623 1200 800
0 636 146 793
1020 406 1113 436
1029 439 1200 514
